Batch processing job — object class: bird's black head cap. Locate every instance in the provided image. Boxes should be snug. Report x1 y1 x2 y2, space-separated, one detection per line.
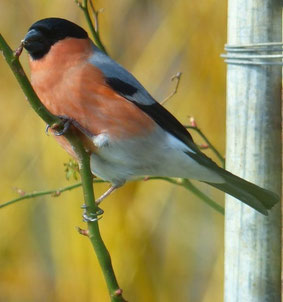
23 18 88 60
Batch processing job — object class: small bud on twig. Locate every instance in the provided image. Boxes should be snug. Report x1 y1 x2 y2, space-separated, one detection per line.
160 72 182 105
14 42 23 57
13 187 26 196
189 116 197 128
76 226 89 237
113 288 123 296
51 190 61 197
199 143 209 149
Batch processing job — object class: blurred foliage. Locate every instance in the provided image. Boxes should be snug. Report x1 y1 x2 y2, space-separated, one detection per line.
64 159 79 181
0 0 227 301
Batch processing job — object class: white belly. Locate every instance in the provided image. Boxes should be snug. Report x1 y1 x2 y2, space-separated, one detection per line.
90 126 224 185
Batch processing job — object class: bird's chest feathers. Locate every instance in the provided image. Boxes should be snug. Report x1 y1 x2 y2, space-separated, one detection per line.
29 38 92 114
29 38 155 141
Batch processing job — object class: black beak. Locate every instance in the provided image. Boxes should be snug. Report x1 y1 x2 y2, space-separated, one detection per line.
22 29 50 59
22 29 42 48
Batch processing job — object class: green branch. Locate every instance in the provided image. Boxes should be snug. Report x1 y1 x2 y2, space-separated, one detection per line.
0 34 125 302
76 146 125 302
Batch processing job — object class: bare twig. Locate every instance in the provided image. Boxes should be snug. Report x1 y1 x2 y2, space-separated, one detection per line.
145 177 224 215
0 181 107 209
185 117 225 167
160 72 182 105
159 75 224 166
1 176 224 215
74 0 107 54
89 0 104 32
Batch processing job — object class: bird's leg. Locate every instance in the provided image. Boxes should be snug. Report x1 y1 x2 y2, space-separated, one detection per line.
96 184 121 205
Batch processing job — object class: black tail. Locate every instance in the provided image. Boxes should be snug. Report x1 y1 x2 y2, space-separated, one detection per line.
205 168 279 215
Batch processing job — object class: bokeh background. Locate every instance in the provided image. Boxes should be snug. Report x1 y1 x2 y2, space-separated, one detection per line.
0 1 227 301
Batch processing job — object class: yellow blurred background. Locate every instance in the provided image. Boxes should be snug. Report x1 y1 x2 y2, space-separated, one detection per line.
0 0 227 301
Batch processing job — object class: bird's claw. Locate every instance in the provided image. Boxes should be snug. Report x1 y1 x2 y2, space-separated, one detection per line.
45 117 72 136
82 212 103 223
82 205 104 222
54 118 72 136
45 124 50 135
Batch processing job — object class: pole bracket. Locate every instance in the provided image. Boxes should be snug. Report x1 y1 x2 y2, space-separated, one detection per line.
221 42 283 65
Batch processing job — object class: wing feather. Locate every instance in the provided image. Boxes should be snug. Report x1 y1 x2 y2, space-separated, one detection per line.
89 44 198 151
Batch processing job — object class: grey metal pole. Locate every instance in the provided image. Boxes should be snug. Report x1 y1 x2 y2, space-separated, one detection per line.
224 1 282 302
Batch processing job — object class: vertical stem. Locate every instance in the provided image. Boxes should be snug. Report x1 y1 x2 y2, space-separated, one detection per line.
74 145 126 302
225 1 282 301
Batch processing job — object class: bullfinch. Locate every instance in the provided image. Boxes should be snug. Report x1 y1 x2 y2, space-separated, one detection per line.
22 18 279 215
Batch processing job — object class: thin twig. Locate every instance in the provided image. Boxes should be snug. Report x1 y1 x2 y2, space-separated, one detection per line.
159 75 224 166
0 180 107 209
160 72 182 105
74 0 107 54
89 0 104 32
1 177 224 215
184 117 225 167
185 125 225 167
146 177 224 215
0 183 81 209
180 179 224 214
76 144 126 301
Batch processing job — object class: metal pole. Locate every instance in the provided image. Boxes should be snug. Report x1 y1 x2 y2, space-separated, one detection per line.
224 1 282 301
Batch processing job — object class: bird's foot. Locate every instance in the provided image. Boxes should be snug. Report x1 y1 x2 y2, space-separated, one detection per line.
46 116 72 136
81 204 104 222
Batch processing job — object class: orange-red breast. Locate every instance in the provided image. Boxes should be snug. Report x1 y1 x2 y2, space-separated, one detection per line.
22 18 278 214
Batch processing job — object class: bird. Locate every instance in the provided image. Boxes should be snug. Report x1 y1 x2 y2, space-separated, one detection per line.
22 17 279 215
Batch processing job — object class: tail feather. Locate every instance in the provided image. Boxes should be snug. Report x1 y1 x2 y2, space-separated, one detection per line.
186 151 279 215
205 168 279 215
